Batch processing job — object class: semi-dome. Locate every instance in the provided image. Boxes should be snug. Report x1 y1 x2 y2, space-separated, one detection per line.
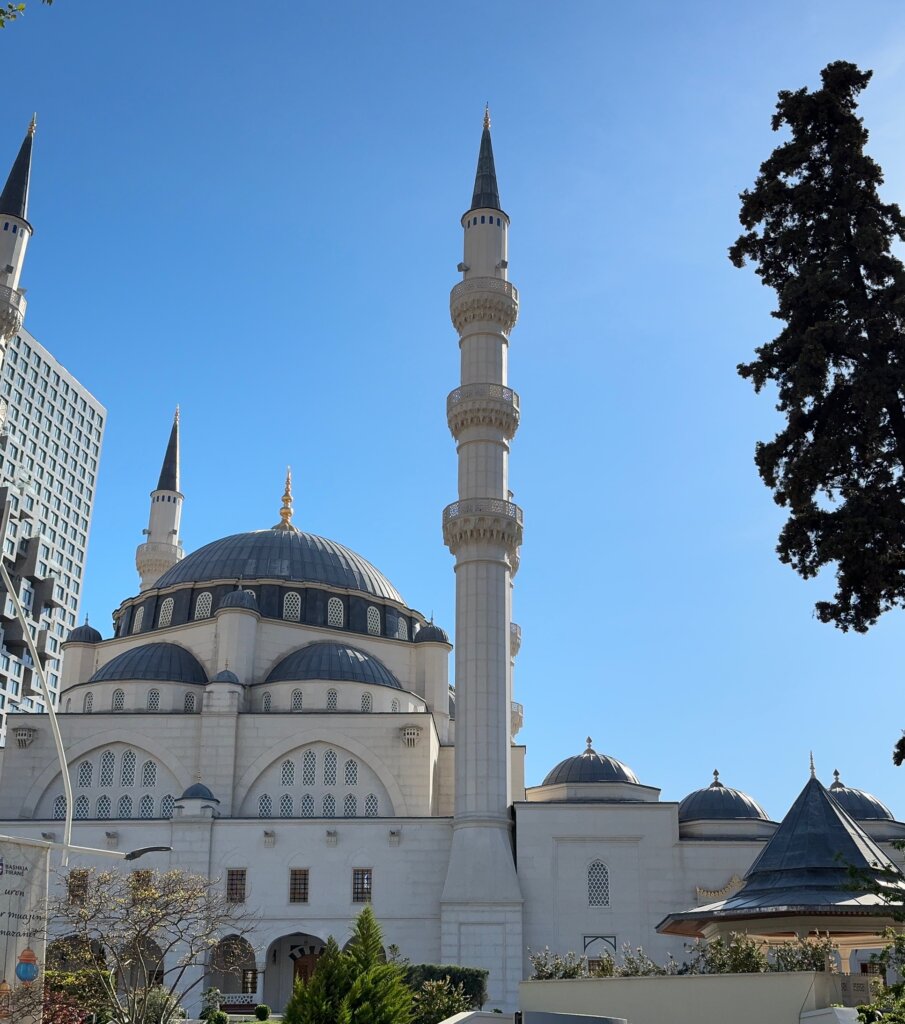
678 770 768 823
154 529 403 603
67 623 102 644
543 739 640 786
89 643 208 684
218 589 258 611
829 770 894 821
265 642 401 689
414 622 450 644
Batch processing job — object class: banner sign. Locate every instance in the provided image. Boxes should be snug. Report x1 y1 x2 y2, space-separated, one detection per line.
0 837 49 1023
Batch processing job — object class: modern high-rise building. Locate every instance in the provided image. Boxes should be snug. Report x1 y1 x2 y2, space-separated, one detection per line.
0 122 105 741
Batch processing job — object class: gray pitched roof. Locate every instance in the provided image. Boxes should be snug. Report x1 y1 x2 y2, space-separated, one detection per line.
0 121 34 223
470 118 501 212
156 409 180 492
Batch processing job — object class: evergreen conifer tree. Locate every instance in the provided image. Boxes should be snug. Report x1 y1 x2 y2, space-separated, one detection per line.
282 938 350 1024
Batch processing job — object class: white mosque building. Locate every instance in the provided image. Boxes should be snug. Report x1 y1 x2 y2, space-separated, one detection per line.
0 114 903 1015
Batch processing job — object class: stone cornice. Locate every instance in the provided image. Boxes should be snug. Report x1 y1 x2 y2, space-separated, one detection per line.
450 277 519 335
447 383 520 439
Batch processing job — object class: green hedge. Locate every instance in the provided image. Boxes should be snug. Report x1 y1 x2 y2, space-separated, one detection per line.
404 964 488 1008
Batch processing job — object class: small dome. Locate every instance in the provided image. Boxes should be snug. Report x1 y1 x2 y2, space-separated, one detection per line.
265 642 401 689
218 589 258 611
414 622 450 644
830 770 893 821
678 770 769 823
178 782 219 803
211 669 240 684
89 643 207 684
543 739 640 786
67 623 102 644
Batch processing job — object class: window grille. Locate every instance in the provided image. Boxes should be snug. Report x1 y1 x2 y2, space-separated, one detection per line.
588 860 610 907
402 726 421 748
391 699 399 712
53 795 66 819
184 692 196 713
327 597 344 627
324 750 337 786
344 794 357 817
352 868 372 903
367 605 380 635
291 689 303 712
112 689 125 711
147 689 160 712
226 869 247 903
323 794 335 817
365 794 378 817
121 750 136 787
281 760 295 786
131 606 144 634
259 794 272 817
300 794 314 817
139 795 154 819
158 597 174 629
74 795 89 819
142 760 157 787
396 617 408 640
97 795 111 819
77 760 92 787
194 592 212 619
100 751 115 787
283 591 301 621
160 794 175 819
302 751 316 787
345 759 358 786
327 689 338 711
262 692 272 713
361 693 372 713
83 691 93 713
280 794 293 817
118 795 132 818
289 868 309 903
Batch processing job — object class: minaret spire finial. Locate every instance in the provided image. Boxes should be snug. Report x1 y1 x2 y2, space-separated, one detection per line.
483 104 491 131
28 114 36 138
273 466 299 532
809 751 816 779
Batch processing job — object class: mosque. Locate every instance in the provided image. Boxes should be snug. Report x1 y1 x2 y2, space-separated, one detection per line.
0 113 902 1015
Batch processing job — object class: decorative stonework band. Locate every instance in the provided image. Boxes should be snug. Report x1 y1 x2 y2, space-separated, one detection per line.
450 277 519 335
0 284 26 343
447 383 520 438
442 497 523 558
695 874 744 902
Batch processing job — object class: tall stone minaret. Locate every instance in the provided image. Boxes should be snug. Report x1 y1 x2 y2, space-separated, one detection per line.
0 118 36 387
136 409 184 590
440 108 523 1010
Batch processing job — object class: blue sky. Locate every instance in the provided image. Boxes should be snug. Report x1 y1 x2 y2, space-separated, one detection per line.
8 0 905 817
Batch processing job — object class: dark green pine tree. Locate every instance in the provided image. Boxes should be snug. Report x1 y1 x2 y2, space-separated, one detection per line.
732 61 905 647
342 964 414 1024
344 906 386 975
282 937 351 1024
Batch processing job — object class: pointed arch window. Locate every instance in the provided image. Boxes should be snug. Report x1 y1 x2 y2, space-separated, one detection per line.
281 760 295 787
96 795 111 819
279 794 293 818
83 691 93 713
74 795 89 820
121 750 136 787
131 607 144 634
258 794 272 817
344 794 357 817
345 759 358 786
588 860 610 907
300 794 314 818
147 689 160 712
365 794 378 817
361 693 372 713
326 689 338 711
302 751 316 787
184 692 196 713
396 617 408 641
53 795 66 820
367 606 380 636
112 689 125 711
118 795 132 819
161 794 175 819
139 795 154 819
77 760 92 788
262 692 272 713
291 689 303 712
141 761 157 788
194 592 212 620
99 751 115 787
324 750 337 786
327 598 344 628
283 592 301 622
322 794 335 817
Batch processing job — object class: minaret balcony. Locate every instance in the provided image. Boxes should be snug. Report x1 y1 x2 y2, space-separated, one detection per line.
510 621 522 658
442 497 523 559
0 284 26 343
450 276 519 335
447 383 520 439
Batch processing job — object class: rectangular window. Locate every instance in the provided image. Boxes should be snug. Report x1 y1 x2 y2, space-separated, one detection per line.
289 868 309 904
226 868 247 903
352 868 372 903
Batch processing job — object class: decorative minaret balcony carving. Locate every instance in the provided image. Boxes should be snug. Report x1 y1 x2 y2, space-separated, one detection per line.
0 284 26 344
442 497 523 559
450 277 519 335
446 383 520 439
510 621 521 657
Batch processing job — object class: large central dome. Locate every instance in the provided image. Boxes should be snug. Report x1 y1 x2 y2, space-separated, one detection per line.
154 529 403 603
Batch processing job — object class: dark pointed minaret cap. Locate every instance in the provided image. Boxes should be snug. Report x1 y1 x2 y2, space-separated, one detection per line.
0 115 36 225
469 104 503 213
156 406 180 492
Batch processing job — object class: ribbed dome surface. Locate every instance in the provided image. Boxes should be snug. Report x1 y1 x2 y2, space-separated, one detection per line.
543 742 640 786
212 669 240 684
830 772 893 821
67 623 102 644
265 642 401 689
89 643 208 684
179 783 218 802
218 589 258 611
678 772 768 822
155 529 403 602
414 623 450 644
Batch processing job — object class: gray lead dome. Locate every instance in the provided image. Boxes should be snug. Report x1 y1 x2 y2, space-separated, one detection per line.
543 742 640 786
265 642 401 689
829 771 893 821
678 771 768 823
67 623 102 644
89 642 208 684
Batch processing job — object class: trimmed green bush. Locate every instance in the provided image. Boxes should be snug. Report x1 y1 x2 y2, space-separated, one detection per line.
254 1005 271 1021
404 964 488 1009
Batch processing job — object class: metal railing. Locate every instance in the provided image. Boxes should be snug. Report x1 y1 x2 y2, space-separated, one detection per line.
447 383 519 410
443 498 523 525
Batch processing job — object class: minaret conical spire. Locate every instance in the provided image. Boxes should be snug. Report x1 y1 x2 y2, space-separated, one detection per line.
156 406 180 492
469 105 501 212
0 117 36 223
136 408 185 590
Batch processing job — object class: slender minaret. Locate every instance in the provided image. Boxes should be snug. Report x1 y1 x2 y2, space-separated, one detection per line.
136 408 184 590
0 117 36 382
440 108 523 1009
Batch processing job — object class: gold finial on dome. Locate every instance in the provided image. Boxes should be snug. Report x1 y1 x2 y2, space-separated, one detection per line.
272 466 299 532
483 103 491 131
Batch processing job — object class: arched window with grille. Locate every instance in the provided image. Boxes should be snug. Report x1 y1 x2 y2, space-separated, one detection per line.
302 751 316 787
262 692 272 713
280 794 293 818
142 761 157 788
283 592 301 621
83 692 93 713
53 795 66 820
323 794 335 817
361 693 372 713
324 750 337 786
161 795 175 819
100 751 115 787
259 794 272 817
147 689 160 712
345 759 358 786
121 750 136 787
300 794 314 817
118 795 132 819
391 698 399 713
396 617 408 640
291 689 303 712
344 794 357 817
281 760 295 786
139 795 154 819
365 794 379 817
112 689 125 711
367 605 380 635
194 592 212 620
74 795 89 819
327 689 338 711
184 692 196 713
131 606 144 634
327 597 344 628
97 795 111 819
588 860 610 908
158 598 174 629
77 760 92 788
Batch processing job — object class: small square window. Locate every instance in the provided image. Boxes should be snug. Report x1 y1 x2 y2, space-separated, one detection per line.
226 868 247 903
352 867 372 903
289 868 309 904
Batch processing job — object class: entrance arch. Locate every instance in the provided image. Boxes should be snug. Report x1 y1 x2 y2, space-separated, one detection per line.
263 932 326 1012
209 935 257 1013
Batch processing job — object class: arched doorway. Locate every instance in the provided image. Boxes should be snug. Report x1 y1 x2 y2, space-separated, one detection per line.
263 933 326 1012
209 935 257 1014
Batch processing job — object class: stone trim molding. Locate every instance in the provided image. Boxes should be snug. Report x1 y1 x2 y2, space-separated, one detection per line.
450 277 519 334
447 383 520 439
442 498 523 559
695 874 745 902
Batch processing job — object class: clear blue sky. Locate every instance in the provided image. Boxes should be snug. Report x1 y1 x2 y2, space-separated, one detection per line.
8 0 905 818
